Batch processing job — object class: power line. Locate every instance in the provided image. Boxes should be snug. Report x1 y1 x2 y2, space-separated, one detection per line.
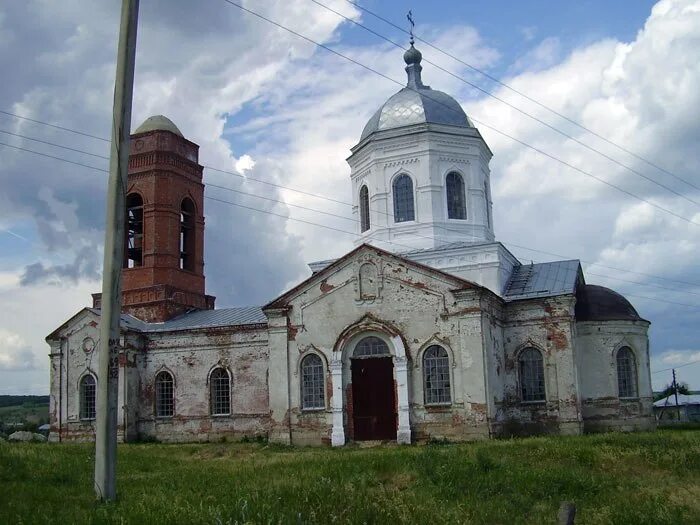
0 141 107 172
219 0 700 229
504 241 700 289
3 125 700 295
0 129 108 159
651 359 700 375
0 140 420 252
312 0 700 209
4 139 700 309
342 0 700 193
507 250 700 309
0 109 109 143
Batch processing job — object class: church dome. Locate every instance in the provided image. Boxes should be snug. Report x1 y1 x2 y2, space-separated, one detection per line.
575 284 642 322
134 115 183 137
360 44 473 141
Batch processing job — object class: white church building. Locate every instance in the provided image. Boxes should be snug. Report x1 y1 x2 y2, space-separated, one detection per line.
46 44 655 445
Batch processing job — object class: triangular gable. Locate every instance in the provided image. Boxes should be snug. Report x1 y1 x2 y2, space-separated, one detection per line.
264 243 483 310
45 307 148 341
45 307 99 342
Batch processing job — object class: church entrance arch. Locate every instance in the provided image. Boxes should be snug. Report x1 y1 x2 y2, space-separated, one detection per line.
351 336 397 441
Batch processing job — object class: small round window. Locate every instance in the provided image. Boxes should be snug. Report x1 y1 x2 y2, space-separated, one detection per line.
82 337 96 353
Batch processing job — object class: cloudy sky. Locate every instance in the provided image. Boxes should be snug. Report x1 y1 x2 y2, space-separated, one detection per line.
1 0 698 394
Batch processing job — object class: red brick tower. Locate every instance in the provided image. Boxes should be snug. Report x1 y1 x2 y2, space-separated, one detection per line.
93 115 215 322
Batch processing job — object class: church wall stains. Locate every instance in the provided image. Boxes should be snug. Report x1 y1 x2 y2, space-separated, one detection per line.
269 249 495 445
575 320 655 432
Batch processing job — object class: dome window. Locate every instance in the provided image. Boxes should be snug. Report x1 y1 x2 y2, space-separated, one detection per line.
446 172 466 220
359 185 370 232
393 174 415 223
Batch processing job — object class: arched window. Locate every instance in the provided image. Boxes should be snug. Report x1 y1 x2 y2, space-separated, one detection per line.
155 371 174 418
354 336 390 357
180 198 195 271
210 368 230 415
301 354 325 410
392 174 415 222
446 172 466 220
423 345 451 404
617 347 638 398
519 348 545 402
80 374 96 420
124 193 143 268
359 185 370 232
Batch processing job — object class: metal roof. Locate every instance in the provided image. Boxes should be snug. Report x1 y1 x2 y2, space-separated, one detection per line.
504 260 581 301
575 284 642 322
91 306 267 333
653 394 700 407
361 88 473 141
360 44 472 141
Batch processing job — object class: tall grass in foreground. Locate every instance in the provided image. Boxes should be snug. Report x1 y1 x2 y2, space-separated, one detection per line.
1 430 698 524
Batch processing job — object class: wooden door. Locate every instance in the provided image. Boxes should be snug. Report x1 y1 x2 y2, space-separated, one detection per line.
351 357 397 441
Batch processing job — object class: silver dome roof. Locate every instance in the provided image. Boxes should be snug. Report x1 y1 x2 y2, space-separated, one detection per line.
360 45 473 141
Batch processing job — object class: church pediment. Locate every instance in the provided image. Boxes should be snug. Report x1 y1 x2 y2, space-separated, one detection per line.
264 243 481 311
45 308 100 342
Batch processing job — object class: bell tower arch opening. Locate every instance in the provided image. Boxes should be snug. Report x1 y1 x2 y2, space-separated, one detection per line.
124 192 144 268
179 197 195 272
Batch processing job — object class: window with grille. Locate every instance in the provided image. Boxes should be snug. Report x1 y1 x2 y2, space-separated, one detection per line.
354 336 390 357
519 348 545 402
124 193 143 268
423 345 451 404
301 354 325 410
210 368 231 415
80 374 96 420
155 371 174 418
446 172 466 220
360 185 370 233
616 347 638 398
392 174 415 222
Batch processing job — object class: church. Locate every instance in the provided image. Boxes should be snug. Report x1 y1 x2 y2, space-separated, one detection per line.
46 44 655 445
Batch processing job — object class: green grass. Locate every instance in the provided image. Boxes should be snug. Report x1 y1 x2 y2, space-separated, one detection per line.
1 430 699 524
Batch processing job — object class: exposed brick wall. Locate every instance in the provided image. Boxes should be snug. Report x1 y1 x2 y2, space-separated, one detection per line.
93 128 215 322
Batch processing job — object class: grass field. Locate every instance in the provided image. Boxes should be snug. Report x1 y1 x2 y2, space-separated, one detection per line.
1 430 699 524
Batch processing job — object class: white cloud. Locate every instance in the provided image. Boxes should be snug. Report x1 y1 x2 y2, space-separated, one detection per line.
0 328 36 371
1 0 700 392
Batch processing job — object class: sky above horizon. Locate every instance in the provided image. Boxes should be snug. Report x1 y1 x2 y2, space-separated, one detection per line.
0 0 699 394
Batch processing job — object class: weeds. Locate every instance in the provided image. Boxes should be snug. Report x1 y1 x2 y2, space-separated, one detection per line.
0 429 698 524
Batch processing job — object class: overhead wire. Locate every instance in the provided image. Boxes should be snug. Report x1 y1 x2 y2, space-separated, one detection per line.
341 0 700 193
218 0 700 228
2 136 699 307
651 359 700 375
3 115 700 292
309 0 700 208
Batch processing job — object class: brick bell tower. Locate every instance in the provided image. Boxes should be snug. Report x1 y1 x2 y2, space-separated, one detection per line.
93 115 215 322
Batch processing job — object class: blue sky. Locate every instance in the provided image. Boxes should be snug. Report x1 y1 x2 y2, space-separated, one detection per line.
0 0 698 393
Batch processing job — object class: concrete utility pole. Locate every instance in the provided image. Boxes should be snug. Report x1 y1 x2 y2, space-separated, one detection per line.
95 0 139 502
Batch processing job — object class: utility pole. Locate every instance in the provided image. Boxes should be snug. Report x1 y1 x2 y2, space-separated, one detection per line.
95 0 139 502
672 368 680 422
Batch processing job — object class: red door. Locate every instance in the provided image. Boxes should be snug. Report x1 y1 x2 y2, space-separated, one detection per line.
351 357 397 441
